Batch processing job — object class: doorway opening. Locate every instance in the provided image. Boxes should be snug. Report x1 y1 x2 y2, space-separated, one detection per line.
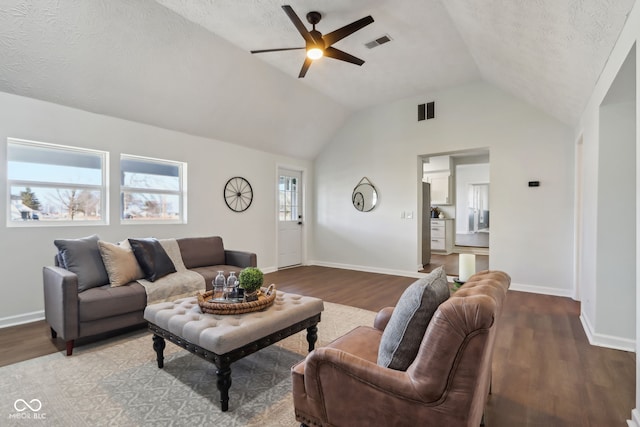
419 149 490 275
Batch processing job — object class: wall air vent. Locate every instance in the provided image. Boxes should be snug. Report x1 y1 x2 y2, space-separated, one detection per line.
365 35 392 49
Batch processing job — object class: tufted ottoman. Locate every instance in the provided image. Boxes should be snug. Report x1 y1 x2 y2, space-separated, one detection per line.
143 291 324 411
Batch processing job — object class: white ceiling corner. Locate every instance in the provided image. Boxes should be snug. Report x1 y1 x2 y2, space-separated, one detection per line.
442 0 636 124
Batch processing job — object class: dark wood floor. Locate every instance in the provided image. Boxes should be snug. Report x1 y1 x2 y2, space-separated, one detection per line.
422 253 490 275
0 266 635 426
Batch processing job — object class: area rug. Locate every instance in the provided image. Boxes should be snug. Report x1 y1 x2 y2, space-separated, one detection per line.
0 302 376 426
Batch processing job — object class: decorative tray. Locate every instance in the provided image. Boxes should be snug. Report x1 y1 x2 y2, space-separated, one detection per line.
198 285 276 315
208 297 245 304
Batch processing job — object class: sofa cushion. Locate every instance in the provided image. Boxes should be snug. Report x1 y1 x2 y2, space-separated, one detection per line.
177 236 225 269
78 282 147 322
128 238 176 282
54 234 109 292
98 240 145 287
377 266 450 370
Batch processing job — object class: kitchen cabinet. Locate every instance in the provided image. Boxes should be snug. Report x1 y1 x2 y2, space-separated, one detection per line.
423 155 452 205
424 172 451 205
431 218 454 254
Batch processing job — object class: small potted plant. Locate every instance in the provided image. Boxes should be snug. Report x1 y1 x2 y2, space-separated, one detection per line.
239 267 264 302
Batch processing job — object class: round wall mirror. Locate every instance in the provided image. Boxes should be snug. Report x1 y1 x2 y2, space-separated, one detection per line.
352 178 378 212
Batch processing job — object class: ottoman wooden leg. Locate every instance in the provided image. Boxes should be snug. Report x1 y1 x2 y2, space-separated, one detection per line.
152 335 166 368
216 363 232 412
306 325 318 352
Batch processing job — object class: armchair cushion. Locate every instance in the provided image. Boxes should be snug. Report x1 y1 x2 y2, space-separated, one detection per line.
98 240 145 287
128 238 176 282
54 234 109 292
377 266 449 370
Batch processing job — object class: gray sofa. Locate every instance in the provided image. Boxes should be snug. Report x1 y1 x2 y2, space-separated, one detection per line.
43 235 257 355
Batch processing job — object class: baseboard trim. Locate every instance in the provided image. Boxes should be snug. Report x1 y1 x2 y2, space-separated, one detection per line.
0 310 45 329
628 408 640 427
509 282 574 298
260 266 278 274
308 261 425 279
580 311 635 352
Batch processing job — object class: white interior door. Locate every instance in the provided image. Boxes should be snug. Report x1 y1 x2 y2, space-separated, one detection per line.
278 168 303 268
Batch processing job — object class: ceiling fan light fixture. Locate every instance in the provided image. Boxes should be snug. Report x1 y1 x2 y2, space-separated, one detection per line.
250 6 374 77
306 47 324 60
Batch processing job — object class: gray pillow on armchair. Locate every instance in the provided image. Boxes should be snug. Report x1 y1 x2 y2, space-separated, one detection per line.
377 266 450 370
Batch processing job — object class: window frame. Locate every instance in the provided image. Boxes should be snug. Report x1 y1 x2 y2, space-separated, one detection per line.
120 153 187 224
6 138 109 227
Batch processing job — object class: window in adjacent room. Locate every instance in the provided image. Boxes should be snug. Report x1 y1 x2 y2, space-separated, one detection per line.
120 154 187 223
7 138 108 226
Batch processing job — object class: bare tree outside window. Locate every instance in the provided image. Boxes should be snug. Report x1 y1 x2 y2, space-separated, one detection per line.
121 155 185 223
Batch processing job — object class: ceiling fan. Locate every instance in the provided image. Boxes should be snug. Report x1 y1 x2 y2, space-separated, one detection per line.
250 5 374 78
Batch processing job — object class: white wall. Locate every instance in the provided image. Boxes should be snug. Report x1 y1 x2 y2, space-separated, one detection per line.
0 92 313 326
577 19 638 354
596 101 636 341
573 1 640 423
312 81 575 295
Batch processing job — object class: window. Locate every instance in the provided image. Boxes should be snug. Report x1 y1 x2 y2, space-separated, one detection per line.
279 174 299 221
7 138 108 226
120 154 186 223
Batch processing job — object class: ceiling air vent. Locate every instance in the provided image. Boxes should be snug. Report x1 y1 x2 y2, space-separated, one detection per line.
365 35 392 49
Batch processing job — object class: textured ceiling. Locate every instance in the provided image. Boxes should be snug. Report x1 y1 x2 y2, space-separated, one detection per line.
154 0 481 111
443 0 636 125
0 0 636 159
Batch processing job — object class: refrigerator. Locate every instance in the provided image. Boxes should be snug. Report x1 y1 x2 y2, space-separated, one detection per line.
422 182 431 267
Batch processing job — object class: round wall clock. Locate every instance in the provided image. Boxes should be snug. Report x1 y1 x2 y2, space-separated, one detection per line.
224 177 253 212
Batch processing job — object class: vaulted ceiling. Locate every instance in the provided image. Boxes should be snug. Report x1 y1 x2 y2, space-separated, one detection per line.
0 0 635 159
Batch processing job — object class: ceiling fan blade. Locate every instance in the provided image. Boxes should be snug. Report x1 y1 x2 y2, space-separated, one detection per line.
322 15 374 47
250 47 305 54
282 5 315 45
324 47 365 66
299 57 313 78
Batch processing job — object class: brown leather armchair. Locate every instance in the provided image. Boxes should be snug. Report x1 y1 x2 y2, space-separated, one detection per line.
291 270 510 427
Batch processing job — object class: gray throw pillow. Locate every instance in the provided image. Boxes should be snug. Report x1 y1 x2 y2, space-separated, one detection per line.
54 234 110 292
377 266 450 370
128 238 176 282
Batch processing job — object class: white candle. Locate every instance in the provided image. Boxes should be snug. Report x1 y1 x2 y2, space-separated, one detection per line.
459 254 476 282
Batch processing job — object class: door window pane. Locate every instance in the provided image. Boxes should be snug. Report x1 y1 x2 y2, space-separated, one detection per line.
279 175 299 221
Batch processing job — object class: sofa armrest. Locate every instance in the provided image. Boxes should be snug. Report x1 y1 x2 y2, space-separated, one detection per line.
225 250 257 268
43 266 80 341
373 306 395 331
